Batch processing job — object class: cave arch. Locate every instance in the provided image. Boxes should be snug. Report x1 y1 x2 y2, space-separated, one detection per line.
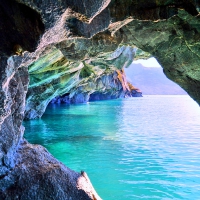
0 0 44 56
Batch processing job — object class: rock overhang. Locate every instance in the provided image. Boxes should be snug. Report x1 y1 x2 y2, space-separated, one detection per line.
0 0 44 56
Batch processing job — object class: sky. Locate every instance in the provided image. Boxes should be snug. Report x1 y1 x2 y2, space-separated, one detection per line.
133 57 161 68
126 57 187 95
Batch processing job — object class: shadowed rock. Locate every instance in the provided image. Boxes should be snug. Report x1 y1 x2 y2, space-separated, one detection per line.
0 0 44 56
0 140 101 200
25 46 143 119
0 55 101 199
21 0 200 109
0 55 29 176
0 0 200 199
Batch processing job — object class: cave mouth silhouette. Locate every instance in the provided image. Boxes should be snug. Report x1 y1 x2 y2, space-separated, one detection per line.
0 0 45 56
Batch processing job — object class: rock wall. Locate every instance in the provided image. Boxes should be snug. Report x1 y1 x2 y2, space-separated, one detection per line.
0 56 101 199
117 9 200 104
0 56 29 176
50 70 142 104
25 45 142 119
0 0 200 199
16 0 200 107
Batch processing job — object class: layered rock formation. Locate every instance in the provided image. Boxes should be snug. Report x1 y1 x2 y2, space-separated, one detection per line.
0 0 200 199
25 46 142 119
0 56 101 199
20 1 199 119
1 1 200 104
50 69 142 104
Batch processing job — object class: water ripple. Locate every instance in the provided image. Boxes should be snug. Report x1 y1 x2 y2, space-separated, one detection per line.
24 96 200 200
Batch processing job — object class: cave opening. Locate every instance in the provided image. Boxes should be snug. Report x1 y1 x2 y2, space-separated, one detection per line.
124 57 187 95
0 0 45 56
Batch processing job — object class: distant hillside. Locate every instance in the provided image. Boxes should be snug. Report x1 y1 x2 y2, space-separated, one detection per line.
125 63 187 95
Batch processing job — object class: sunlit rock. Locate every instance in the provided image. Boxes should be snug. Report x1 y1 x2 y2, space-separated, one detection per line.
25 46 142 119
0 55 101 199
0 0 200 199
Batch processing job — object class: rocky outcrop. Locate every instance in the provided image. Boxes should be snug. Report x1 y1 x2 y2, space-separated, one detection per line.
1 1 200 105
0 0 200 199
25 46 142 119
0 55 29 176
50 70 142 104
15 0 200 108
0 56 101 199
0 140 101 200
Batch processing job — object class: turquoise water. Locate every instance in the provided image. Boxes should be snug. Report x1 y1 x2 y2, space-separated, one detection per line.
24 96 200 200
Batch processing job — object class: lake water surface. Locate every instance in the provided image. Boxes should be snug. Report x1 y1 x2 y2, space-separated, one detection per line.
24 95 200 200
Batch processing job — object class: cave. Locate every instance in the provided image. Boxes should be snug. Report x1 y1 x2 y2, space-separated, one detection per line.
0 0 200 199
0 0 44 56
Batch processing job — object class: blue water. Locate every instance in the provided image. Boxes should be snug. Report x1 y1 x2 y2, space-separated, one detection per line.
24 95 200 200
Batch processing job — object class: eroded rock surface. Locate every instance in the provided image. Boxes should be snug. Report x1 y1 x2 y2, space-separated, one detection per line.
117 9 200 104
50 69 142 104
25 46 142 119
0 1 199 105
19 0 200 116
0 140 101 200
0 0 44 56
0 0 200 199
0 56 101 199
0 55 29 176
